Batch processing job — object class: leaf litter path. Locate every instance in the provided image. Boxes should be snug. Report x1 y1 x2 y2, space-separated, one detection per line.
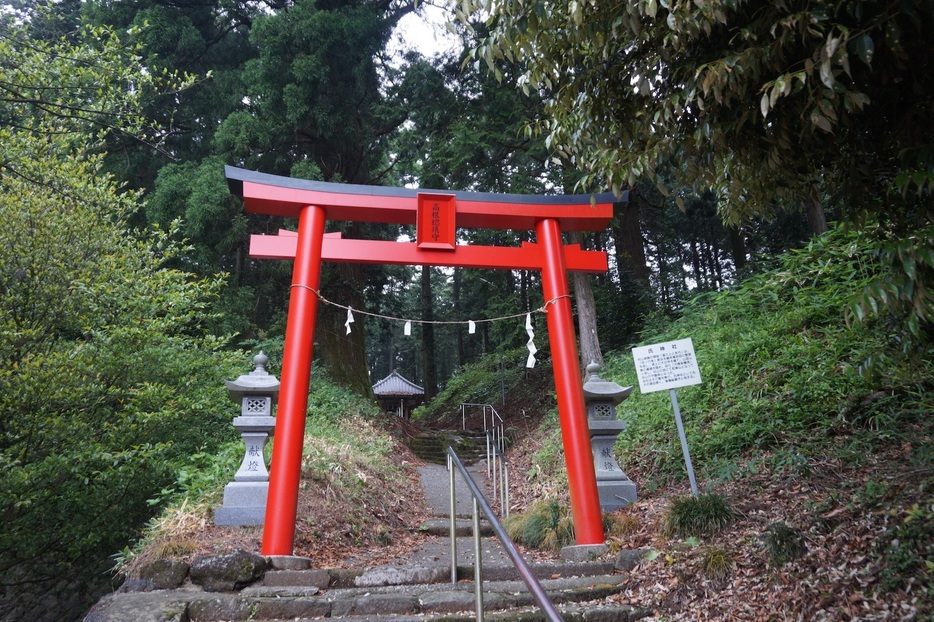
336 460 560 570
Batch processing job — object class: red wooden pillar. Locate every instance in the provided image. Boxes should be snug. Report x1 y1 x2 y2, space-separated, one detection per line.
536 218 604 545
262 204 327 556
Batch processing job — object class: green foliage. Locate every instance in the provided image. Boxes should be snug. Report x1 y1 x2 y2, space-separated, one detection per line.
82 0 258 190
874 500 934 592
0 17 242 614
413 348 530 423
847 223 934 356
0 13 193 148
764 522 807 566
600 225 933 482
147 157 247 268
114 369 385 573
660 494 734 539
392 49 564 195
459 0 933 228
304 368 382 435
215 0 400 180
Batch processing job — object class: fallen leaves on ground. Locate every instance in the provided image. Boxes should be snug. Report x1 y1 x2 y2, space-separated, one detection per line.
597 438 932 620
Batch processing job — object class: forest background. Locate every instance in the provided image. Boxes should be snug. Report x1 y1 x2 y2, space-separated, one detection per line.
0 0 931 620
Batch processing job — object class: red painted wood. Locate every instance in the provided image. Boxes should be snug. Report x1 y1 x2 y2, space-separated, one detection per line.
248 233 608 273
261 204 326 556
537 218 605 545
232 175 614 231
416 193 456 250
227 166 614 555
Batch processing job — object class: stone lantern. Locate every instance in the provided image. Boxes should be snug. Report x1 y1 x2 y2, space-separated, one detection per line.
583 362 637 511
215 352 279 526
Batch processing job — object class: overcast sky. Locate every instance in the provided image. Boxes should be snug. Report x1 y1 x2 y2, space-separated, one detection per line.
389 4 460 59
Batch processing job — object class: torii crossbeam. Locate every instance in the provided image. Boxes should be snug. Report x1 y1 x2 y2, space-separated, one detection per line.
226 165 622 556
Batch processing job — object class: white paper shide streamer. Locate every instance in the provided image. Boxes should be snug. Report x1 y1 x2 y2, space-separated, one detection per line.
345 307 355 335
404 320 412 336
468 320 476 334
525 313 537 368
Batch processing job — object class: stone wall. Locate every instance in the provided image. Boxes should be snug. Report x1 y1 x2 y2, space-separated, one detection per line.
1 566 117 622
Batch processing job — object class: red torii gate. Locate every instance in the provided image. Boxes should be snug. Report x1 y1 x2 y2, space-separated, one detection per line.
226 165 620 555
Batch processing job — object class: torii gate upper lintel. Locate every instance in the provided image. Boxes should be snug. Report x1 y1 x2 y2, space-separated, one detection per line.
226 165 626 556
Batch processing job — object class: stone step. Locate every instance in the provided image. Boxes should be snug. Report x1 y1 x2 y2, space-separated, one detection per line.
407 431 491 465
88 573 647 621
325 603 647 622
87 587 647 622
418 517 494 537
86 551 651 622
262 559 620 589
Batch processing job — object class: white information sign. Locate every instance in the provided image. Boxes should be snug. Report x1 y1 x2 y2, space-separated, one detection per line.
631 337 701 394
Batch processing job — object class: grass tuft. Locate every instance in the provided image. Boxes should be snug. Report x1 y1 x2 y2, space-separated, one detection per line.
764 521 807 566
504 499 575 552
605 511 639 539
700 545 733 580
660 493 733 539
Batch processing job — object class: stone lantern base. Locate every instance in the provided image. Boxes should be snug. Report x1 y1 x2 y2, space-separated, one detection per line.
215 481 269 526
597 477 638 512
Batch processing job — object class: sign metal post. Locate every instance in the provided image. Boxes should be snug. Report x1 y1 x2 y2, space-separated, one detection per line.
668 387 698 496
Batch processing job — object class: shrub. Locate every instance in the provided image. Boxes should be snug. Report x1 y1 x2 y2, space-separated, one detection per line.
600 225 934 486
605 511 639 539
874 502 934 592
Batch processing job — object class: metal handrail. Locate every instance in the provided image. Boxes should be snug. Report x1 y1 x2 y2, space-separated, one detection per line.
447 448 563 622
460 402 504 436
460 402 510 518
486 432 510 518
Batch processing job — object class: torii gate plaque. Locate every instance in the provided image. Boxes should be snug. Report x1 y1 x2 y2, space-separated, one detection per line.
226 165 620 555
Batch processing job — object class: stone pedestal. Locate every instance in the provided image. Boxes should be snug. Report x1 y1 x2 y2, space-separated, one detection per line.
215 481 269 525
214 422 275 525
583 362 637 511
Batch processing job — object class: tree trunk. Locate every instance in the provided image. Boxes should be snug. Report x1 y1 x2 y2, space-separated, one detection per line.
807 184 829 236
453 268 465 366
568 231 604 376
690 237 702 287
704 239 718 289
420 266 436 400
317 261 374 399
612 193 650 284
728 225 747 271
387 329 395 373
711 240 724 288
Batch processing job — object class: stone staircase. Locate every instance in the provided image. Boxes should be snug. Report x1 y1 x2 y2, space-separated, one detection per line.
86 540 649 622
408 429 489 465
85 433 650 622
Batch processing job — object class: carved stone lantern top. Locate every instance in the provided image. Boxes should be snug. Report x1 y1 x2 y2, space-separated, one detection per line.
582 362 632 405
225 352 281 406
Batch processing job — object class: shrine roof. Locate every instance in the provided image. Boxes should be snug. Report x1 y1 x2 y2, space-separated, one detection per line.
226 166 625 232
372 370 425 397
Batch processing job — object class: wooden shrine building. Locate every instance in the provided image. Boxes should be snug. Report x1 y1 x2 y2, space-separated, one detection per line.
372 370 424 418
